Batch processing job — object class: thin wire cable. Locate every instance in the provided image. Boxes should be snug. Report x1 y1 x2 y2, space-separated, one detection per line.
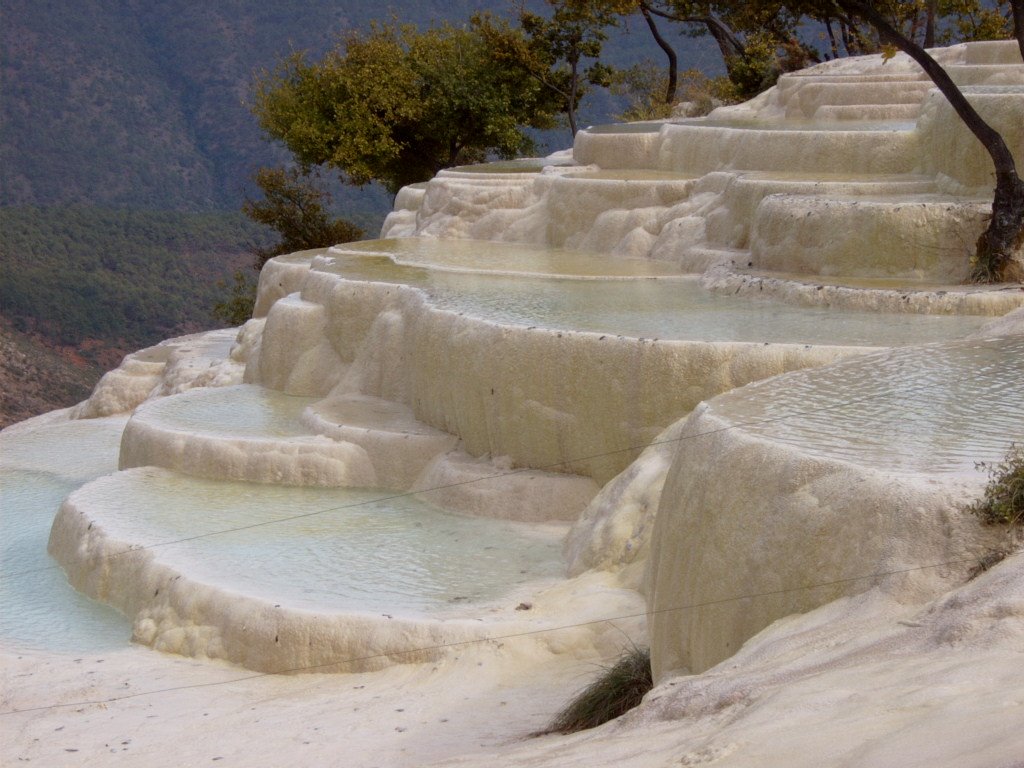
0 380 934 582
0 555 978 717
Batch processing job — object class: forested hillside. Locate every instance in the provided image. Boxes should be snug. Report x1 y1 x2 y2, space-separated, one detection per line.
0 207 263 351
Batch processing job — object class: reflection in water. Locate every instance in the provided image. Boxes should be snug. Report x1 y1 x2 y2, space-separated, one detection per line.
710 336 1024 474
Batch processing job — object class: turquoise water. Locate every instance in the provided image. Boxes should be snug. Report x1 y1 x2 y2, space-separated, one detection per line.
0 418 131 651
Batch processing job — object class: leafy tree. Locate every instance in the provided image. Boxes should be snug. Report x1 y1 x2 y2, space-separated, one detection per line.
212 270 260 327
242 166 362 270
252 22 563 194
475 2 619 136
214 166 364 325
635 1 815 98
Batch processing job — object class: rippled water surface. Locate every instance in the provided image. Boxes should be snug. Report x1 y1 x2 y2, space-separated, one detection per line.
79 469 567 616
710 336 1024 473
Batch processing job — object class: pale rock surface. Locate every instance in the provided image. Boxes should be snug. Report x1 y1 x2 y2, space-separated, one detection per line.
412 450 599 523
563 419 686 590
47 475 644 673
117 408 378 487
71 328 252 419
248 267 862 485
427 554 1024 768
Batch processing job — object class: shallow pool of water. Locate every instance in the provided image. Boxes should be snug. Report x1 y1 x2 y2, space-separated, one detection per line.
709 336 1024 474
563 169 698 182
677 117 918 132
0 418 131 651
130 385 317 438
77 469 567 616
584 122 667 134
314 249 989 346
329 238 682 278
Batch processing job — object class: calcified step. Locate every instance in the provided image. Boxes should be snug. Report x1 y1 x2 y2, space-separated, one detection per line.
647 334 1024 677
387 41 1023 289
47 464 646 673
7 47 1022 768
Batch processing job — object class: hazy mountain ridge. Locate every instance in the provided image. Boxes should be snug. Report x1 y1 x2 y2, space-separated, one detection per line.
4 0 674 212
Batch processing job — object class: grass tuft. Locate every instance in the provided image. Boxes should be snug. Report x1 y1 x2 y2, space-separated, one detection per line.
543 646 653 735
968 444 1024 526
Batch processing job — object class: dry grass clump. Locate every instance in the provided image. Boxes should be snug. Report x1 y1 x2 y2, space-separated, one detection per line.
542 646 653 735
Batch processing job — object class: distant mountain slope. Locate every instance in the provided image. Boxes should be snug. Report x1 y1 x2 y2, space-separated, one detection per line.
1 0 704 211
2 0 220 209
0 318 102 428
0 206 259 356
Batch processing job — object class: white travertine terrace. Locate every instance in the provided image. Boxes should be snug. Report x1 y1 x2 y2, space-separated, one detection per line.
384 40 1024 286
4 41 1024 768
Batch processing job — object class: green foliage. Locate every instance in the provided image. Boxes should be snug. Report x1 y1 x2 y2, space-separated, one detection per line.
219 165 364 327
253 21 564 194
969 444 1024 526
243 167 363 269
611 61 677 119
0 207 265 354
623 1 812 100
477 1 619 135
940 0 1015 44
544 646 653 734
212 270 258 327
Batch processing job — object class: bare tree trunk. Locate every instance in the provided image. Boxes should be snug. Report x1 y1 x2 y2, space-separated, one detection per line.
639 2 678 103
644 5 744 74
838 0 1024 281
924 0 936 48
568 55 580 136
824 16 841 60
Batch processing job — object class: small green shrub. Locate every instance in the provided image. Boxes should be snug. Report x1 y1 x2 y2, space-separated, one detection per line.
969 444 1024 526
542 646 652 735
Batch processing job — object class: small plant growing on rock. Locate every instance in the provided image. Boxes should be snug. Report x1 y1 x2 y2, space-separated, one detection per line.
969 444 1024 526
541 645 652 735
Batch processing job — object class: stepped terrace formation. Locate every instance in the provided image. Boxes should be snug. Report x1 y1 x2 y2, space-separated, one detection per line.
2 41 1023 767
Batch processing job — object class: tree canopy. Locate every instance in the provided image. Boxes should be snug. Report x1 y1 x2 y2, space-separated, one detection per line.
475 2 619 136
242 167 362 270
252 22 565 194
